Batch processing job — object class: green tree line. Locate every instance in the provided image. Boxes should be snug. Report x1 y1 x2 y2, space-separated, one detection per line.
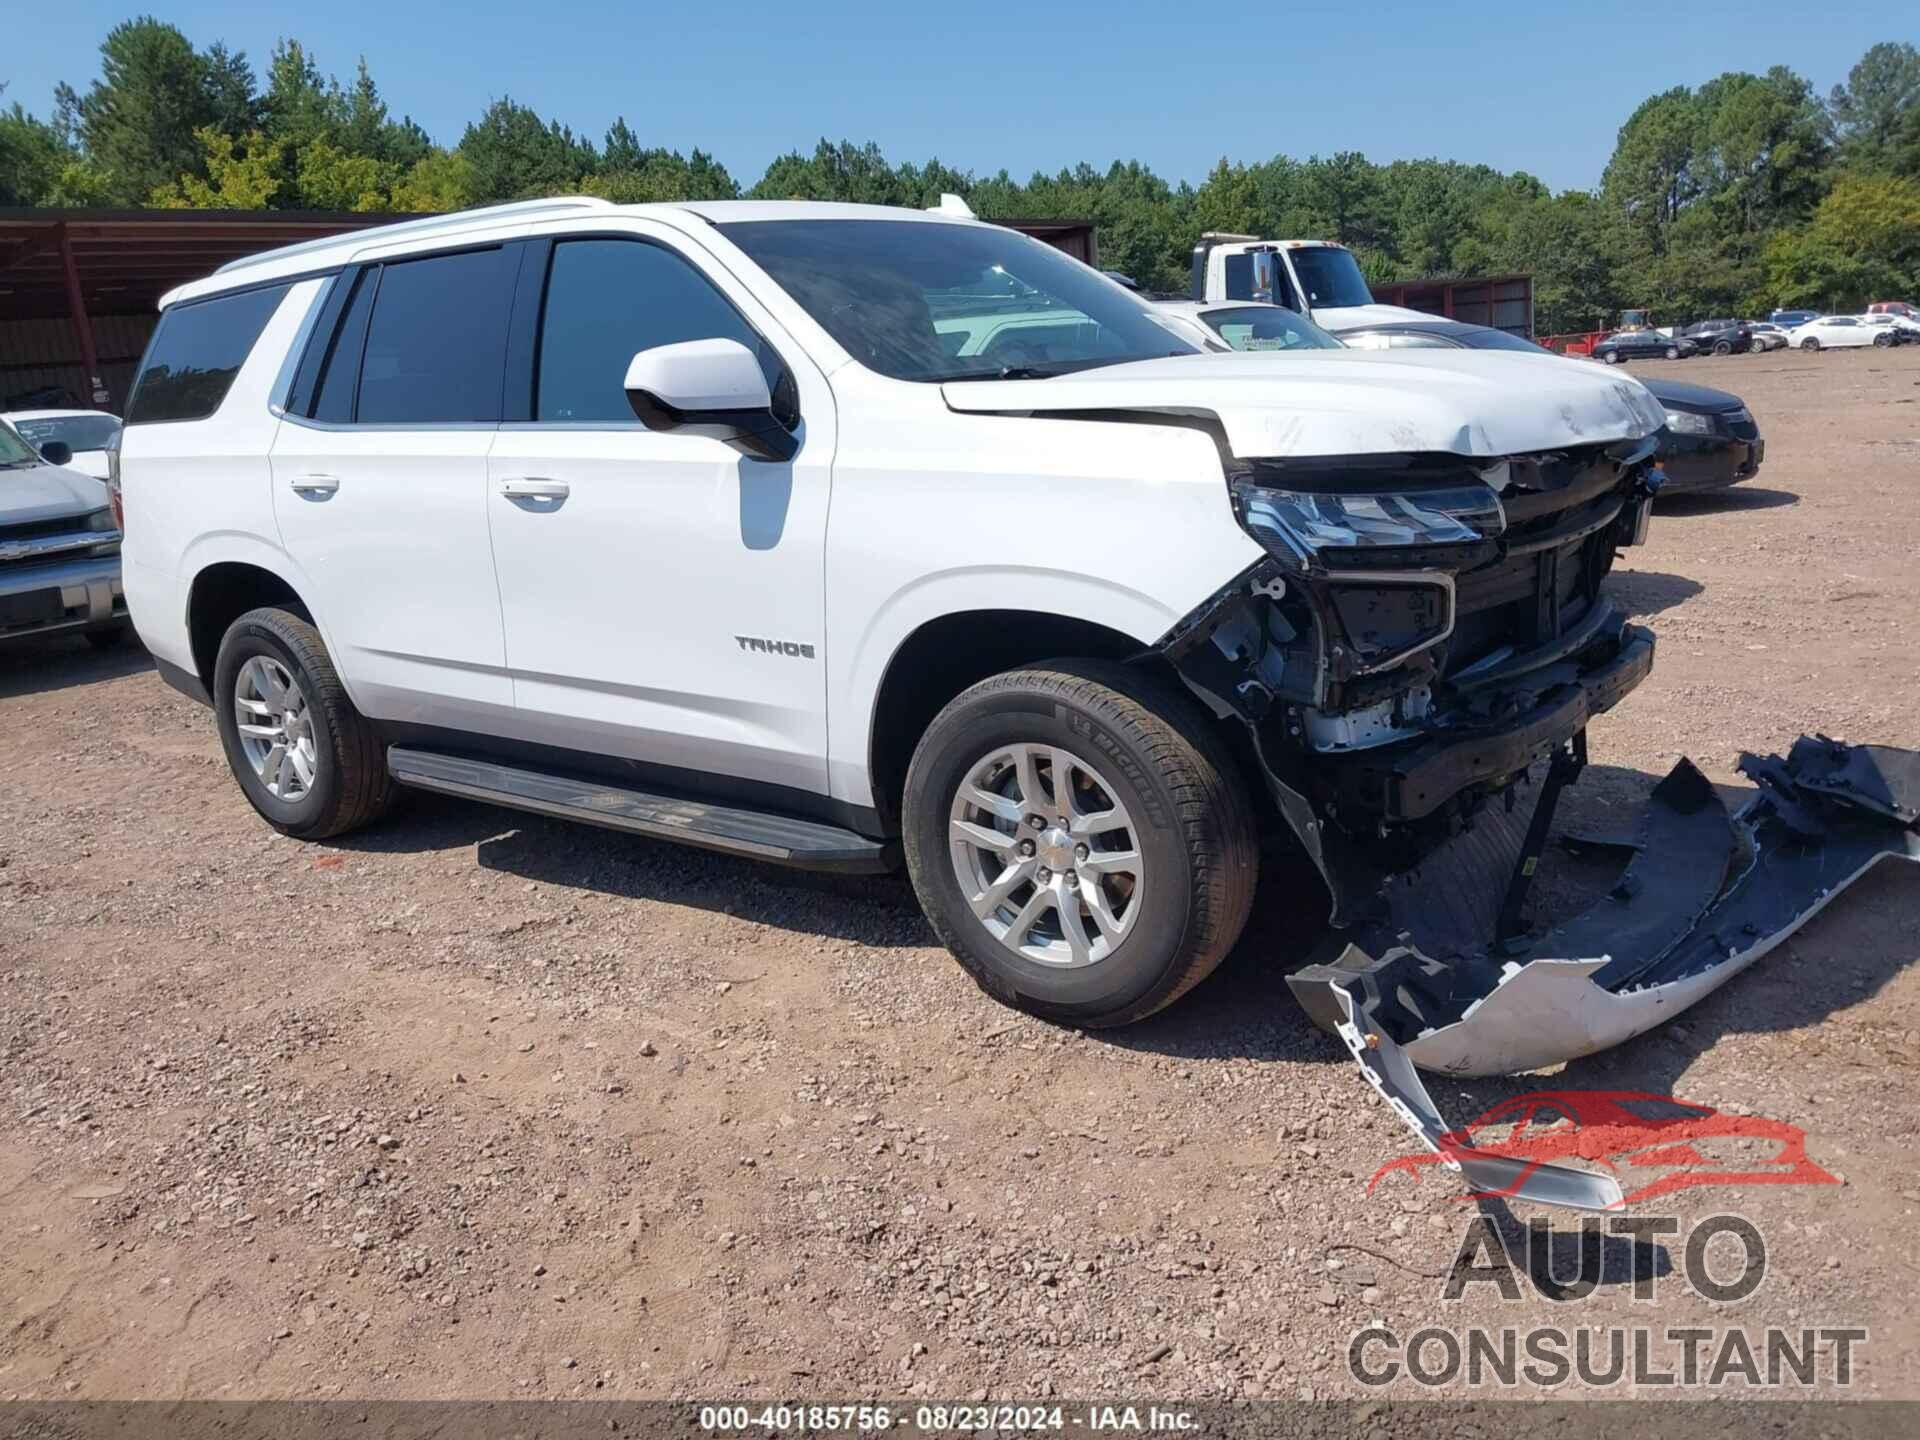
4 18 1918 331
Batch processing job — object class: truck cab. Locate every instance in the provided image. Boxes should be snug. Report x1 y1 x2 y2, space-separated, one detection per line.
1189 235 1430 330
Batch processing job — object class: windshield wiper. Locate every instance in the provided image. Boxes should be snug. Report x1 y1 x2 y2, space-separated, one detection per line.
929 364 1065 383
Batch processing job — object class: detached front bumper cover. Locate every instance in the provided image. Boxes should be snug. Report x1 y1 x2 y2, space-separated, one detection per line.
1290 736 1920 1208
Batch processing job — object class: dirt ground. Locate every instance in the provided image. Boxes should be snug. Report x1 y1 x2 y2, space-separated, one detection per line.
4 346 1919 1405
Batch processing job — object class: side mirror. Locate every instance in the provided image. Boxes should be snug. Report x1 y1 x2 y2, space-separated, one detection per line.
624 338 798 462
38 440 73 467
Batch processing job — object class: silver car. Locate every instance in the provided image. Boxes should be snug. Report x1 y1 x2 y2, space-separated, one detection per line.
0 419 130 648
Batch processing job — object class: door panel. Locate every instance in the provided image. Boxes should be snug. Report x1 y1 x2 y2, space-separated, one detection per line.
271 423 508 721
269 244 522 727
484 227 834 796
487 428 830 791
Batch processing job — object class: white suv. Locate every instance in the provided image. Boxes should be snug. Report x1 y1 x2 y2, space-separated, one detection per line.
120 196 1669 1029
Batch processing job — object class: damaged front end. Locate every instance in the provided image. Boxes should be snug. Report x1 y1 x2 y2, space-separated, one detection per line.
1162 438 1920 1114
1165 434 1662 929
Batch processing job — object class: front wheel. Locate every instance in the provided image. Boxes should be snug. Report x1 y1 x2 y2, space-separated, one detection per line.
1874 332 1893 347
1801 337 1821 351
1712 340 1732 356
213 606 395 840
902 662 1259 1028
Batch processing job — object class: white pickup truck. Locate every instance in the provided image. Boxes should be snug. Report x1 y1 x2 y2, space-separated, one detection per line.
1188 234 1431 329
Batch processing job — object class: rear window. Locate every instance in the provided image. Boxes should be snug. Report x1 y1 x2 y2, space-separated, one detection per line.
127 284 291 425
355 247 518 424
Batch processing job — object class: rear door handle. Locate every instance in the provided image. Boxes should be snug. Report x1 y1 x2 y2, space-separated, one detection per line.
499 477 570 500
289 473 339 496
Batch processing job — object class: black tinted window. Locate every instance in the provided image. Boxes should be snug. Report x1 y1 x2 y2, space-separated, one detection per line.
356 247 518 424
311 269 378 423
127 284 290 425
537 240 769 424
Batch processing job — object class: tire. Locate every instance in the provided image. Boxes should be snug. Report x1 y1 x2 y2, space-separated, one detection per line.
1873 332 1893 347
1602 350 1621 364
212 606 394 840
1712 340 1732 356
901 660 1258 1028
1665 346 1681 360
1801 337 1820 351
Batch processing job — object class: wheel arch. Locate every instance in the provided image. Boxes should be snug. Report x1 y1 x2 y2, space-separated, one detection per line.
863 609 1172 834
185 559 313 694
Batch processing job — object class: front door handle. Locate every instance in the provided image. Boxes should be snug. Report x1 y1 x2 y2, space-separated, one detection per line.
289 473 339 496
499 477 570 500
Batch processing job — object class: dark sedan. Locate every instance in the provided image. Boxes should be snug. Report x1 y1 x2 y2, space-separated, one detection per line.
1678 318 1752 355
1331 319 1763 495
1592 329 1698 363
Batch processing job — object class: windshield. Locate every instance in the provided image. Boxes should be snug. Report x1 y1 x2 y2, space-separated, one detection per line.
1287 246 1375 309
1199 306 1343 351
716 219 1200 381
0 423 41 467
10 414 121 453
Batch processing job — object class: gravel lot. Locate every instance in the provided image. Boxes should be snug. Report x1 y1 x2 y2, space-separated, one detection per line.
4 346 1919 1404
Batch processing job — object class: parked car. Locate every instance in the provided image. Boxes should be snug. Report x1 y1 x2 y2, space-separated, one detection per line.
0 408 122 480
1867 300 1916 320
1326 319 1764 495
0 418 130 648
1745 322 1791 351
1152 300 1344 352
1791 315 1886 350
1768 308 1818 328
120 195 1684 1033
1861 314 1919 344
1677 318 1752 355
1592 329 1697 363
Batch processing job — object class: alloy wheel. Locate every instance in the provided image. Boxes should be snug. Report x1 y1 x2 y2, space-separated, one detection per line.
947 742 1143 968
234 656 319 800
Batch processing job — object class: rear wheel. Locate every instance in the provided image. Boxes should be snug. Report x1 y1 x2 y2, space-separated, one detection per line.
902 661 1258 1028
1801 337 1821 351
1602 350 1621 364
213 606 394 840
1665 345 1682 360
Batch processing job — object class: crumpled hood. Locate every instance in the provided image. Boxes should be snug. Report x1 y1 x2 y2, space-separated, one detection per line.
942 349 1667 460
0 461 111 526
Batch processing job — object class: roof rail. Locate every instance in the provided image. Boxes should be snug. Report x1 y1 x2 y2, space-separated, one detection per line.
214 196 616 275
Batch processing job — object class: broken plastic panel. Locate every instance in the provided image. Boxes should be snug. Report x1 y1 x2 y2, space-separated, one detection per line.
1291 736 1920 1206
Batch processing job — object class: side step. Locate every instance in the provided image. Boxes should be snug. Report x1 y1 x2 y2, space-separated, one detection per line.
386 747 892 874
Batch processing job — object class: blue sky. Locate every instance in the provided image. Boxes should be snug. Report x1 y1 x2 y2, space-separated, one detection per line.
11 1 1914 193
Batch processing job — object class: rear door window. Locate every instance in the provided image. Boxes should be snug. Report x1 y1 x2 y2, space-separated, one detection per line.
355 247 519 424
126 283 292 425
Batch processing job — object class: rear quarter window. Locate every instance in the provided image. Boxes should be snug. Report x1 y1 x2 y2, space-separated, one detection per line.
126 283 292 425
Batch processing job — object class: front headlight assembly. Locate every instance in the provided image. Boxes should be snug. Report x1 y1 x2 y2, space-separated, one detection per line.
1663 409 1717 436
86 505 122 557
1236 482 1505 565
1232 476 1506 677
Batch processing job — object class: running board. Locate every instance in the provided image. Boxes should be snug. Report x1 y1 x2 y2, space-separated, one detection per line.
386 747 892 873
